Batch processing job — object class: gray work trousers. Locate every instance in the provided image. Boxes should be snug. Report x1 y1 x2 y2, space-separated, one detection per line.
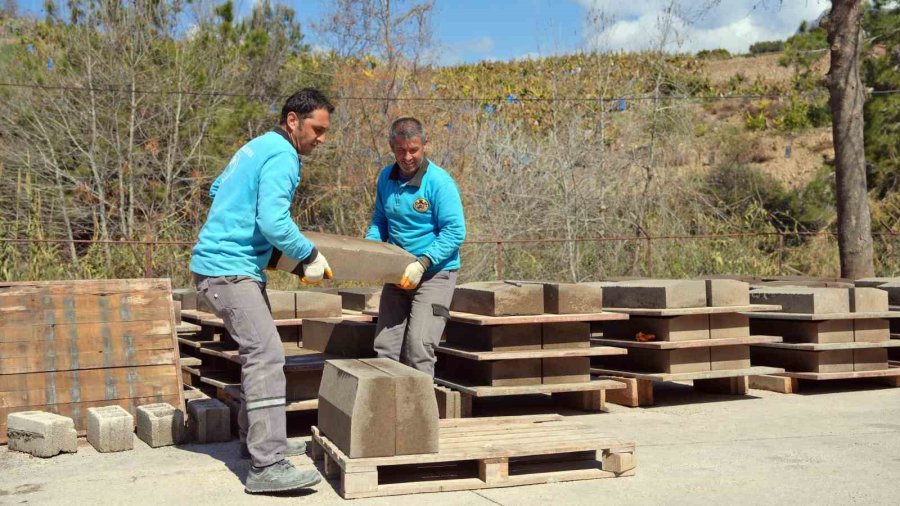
194 274 286 468
373 270 458 376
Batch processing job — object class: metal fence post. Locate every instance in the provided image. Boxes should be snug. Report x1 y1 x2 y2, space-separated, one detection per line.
495 241 504 280
777 233 785 274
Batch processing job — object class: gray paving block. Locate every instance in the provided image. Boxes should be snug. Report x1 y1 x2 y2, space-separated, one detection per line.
187 398 231 443
295 291 343 318
542 282 603 314
450 281 544 316
7 411 78 458
853 277 900 288
878 282 900 306
848 287 889 312
136 403 184 448
603 280 706 309
704 279 750 306
173 288 198 311
338 287 382 312
266 290 297 319
87 405 134 453
302 319 377 358
750 287 850 314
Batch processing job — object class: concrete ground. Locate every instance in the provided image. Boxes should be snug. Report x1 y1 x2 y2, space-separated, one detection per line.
2 380 900 505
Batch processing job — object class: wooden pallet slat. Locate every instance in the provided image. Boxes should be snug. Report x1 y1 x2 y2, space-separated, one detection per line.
591 335 782 350
604 304 781 316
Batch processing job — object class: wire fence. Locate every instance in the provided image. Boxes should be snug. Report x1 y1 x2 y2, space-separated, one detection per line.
2 230 897 287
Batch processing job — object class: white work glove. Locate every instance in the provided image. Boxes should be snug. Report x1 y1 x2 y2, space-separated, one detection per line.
300 249 333 285
398 257 429 290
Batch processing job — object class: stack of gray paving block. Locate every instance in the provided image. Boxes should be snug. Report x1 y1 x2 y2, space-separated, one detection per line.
187 398 231 443
450 281 544 316
87 405 134 452
7 411 78 458
136 403 184 448
750 287 850 314
318 358 438 458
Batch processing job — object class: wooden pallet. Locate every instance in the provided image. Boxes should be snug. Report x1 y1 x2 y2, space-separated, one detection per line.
436 344 626 361
310 414 635 499
440 310 629 326
749 365 900 393
604 304 781 316
590 367 785 407
591 335 782 349
434 377 625 416
745 311 900 321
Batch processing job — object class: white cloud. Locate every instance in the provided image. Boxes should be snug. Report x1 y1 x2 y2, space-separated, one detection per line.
466 36 495 54
579 0 830 53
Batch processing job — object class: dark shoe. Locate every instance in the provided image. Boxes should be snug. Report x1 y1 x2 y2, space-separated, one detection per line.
245 459 321 494
240 440 308 459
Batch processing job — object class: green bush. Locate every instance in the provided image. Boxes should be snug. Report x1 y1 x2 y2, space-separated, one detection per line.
749 40 785 54
697 48 731 60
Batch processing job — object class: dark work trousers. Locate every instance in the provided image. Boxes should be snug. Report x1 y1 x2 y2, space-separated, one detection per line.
193 274 286 468
373 270 458 376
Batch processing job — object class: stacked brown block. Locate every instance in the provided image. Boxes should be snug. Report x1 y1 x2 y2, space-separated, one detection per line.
0 279 184 444
750 287 895 373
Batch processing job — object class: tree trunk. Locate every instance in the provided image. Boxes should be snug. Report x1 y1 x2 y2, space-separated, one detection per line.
826 0 875 278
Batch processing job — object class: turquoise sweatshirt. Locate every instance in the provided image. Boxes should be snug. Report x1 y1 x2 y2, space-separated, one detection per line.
365 160 466 273
190 130 314 281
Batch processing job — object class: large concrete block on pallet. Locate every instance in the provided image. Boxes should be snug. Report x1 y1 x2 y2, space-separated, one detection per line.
878 282 900 306
87 405 134 453
338 287 382 312
710 313 749 339
541 282 603 314
750 348 853 373
7 411 77 458
303 319 377 358
437 355 542 386
853 319 890 343
266 290 297 319
603 279 706 309
361 359 439 455
268 232 415 284
542 357 591 384
853 348 888 371
444 322 541 351
603 314 709 342
750 287 849 314
187 398 231 443
136 403 184 448
848 287 889 312
704 279 750 307
450 281 544 316
710 345 751 370
173 288 198 311
318 359 438 458
295 291 343 318
750 319 853 344
542 322 591 349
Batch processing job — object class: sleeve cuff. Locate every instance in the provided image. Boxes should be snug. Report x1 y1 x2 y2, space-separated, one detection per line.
301 247 319 265
416 255 433 270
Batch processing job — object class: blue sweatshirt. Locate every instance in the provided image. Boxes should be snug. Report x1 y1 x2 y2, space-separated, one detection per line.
190 130 314 281
365 160 466 273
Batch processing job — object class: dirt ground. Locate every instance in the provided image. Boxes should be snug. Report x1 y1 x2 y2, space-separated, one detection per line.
2 379 899 505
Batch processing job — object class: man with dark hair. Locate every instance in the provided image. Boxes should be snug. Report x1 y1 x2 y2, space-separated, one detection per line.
190 88 334 494
366 117 466 376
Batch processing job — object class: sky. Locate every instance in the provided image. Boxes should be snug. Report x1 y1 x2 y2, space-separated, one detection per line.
16 0 831 65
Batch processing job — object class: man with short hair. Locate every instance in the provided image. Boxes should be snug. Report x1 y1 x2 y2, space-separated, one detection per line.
366 117 466 376
190 88 333 494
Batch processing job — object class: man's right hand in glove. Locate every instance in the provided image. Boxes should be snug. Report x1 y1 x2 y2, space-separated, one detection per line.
300 248 333 285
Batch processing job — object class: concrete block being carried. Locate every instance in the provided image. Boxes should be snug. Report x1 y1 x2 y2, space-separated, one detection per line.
303 319 377 358
750 287 850 314
450 281 544 316
318 358 439 458
268 232 415 285
87 405 134 453
603 279 706 309
7 411 78 458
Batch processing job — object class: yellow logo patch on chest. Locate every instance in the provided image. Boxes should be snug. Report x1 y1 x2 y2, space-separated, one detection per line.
413 198 430 213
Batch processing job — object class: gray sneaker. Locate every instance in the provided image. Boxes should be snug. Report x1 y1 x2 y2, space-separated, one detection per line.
245 459 321 494
240 440 308 460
